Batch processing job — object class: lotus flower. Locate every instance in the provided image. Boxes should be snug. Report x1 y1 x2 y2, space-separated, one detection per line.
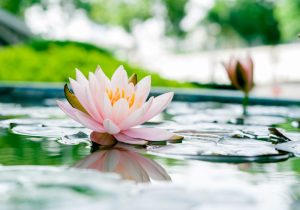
224 55 254 94
57 65 180 145
75 144 171 183
224 55 254 115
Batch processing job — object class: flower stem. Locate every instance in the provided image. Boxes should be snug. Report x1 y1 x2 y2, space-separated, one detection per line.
242 93 249 116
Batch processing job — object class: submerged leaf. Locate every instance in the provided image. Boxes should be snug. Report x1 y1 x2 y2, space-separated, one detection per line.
64 84 88 114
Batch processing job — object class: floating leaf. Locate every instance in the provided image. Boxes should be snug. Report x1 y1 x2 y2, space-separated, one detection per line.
168 134 184 143
275 141 300 156
268 128 291 143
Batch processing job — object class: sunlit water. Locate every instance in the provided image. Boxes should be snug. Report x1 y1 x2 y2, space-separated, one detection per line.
1 100 300 210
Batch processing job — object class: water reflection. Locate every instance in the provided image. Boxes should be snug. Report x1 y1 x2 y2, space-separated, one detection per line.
75 143 171 183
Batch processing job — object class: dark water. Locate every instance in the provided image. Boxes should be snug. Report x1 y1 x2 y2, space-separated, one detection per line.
1 100 300 210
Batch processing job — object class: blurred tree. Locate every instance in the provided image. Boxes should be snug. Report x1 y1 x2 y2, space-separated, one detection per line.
88 0 153 32
0 0 42 16
0 0 187 38
164 0 186 37
275 0 300 42
74 0 187 38
204 0 281 46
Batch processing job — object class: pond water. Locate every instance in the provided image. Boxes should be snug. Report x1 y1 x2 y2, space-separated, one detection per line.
1 100 300 210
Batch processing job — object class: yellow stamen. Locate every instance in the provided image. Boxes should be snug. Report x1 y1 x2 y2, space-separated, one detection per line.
129 94 135 107
106 88 136 108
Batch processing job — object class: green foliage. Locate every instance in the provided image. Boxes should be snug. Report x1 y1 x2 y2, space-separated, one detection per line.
204 0 281 46
0 0 91 17
0 0 41 16
89 0 152 32
27 39 112 55
275 0 300 42
0 0 188 38
164 0 186 37
0 40 189 87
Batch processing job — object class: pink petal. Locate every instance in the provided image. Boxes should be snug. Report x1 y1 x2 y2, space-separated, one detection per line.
102 93 113 119
114 133 147 145
142 92 173 123
69 78 99 121
95 65 111 89
103 119 120 134
118 97 153 130
242 55 254 92
123 127 174 141
88 73 105 120
57 100 77 121
125 82 135 97
134 76 151 107
75 68 88 86
112 98 129 124
111 65 128 91
74 110 105 132
85 86 103 122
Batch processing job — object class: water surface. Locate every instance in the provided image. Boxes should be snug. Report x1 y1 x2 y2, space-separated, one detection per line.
1 100 300 210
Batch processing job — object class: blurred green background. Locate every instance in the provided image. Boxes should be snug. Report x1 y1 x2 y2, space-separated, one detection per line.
0 0 299 88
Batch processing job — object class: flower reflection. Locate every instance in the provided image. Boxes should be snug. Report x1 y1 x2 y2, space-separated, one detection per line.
74 144 171 183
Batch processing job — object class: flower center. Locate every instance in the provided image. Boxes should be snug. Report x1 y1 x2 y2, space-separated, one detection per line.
106 88 135 107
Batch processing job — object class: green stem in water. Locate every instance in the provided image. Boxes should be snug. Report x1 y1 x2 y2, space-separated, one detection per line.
242 93 249 116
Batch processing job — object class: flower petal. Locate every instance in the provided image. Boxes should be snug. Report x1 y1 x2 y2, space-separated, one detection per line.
112 98 129 124
103 93 113 119
57 100 77 121
142 92 173 123
88 72 105 120
75 68 88 86
123 127 174 141
74 110 105 132
85 86 103 122
95 65 111 89
134 76 151 106
103 119 120 135
118 97 153 130
111 65 128 92
70 78 99 121
114 133 147 145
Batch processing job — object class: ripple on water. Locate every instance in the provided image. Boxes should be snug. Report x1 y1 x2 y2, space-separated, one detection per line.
0 166 288 210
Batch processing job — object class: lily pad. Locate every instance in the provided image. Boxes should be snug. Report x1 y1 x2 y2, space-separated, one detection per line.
148 143 289 163
275 141 300 157
11 125 88 138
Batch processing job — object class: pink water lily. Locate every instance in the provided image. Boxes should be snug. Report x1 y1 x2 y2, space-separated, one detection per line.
224 55 254 94
223 55 254 115
57 65 179 145
75 145 171 183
